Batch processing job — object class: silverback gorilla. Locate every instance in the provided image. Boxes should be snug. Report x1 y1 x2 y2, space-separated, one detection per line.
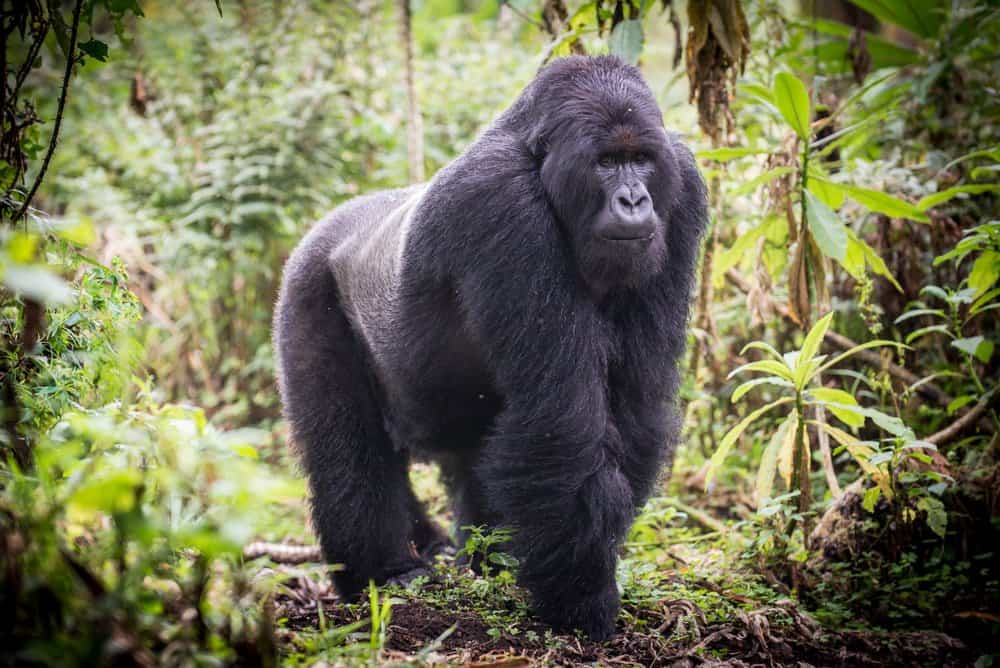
274 55 708 640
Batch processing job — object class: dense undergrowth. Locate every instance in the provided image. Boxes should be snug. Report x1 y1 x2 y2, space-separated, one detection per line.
1 0 998 666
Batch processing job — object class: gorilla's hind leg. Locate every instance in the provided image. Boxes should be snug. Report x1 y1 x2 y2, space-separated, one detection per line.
276 256 425 600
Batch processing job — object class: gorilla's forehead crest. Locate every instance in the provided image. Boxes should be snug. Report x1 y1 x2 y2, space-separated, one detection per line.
522 55 664 146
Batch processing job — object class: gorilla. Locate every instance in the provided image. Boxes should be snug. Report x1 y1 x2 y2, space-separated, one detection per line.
274 55 707 641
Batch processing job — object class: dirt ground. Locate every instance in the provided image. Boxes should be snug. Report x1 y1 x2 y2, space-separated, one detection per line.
273 575 979 667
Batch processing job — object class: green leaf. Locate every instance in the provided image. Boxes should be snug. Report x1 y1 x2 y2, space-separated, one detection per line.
842 236 867 279
799 312 834 367
696 147 769 161
738 82 775 105
807 176 846 209
816 180 930 222
862 485 881 513
905 324 953 344
810 387 858 404
851 230 903 291
808 19 921 68
968 251 1000 296
813 422 893 499
846 0 942 39
809 387 864 428
772 72 811 139
860 407 914 439
756 411 797 507
805 191 847 262
894 308 946 324
918 496 948 538
918 185 1000 211
952 336 994 363
817 339 907 375
946 395 974 415
739 340 785 361
488 552 519 568
608 19 644 65
727 359 795 383
706 397 795 489
732 376 794 403
78 38 109 62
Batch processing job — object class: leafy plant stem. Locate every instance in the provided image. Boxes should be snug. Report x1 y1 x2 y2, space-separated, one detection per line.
794 391 811 546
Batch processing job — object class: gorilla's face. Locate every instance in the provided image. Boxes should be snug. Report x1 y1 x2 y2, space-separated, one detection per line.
531 64 677 297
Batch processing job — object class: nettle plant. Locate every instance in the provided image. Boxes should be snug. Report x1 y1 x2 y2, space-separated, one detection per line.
707 313 947 543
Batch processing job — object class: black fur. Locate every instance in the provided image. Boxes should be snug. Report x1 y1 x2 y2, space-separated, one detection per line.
273 55 708 641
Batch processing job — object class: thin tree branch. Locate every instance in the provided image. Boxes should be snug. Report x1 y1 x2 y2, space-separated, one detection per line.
12 0 83 224
926 393 995 446
398 0 424 183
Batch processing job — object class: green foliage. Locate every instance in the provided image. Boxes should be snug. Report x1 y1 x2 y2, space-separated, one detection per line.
1 396 302 663
1 0 998 663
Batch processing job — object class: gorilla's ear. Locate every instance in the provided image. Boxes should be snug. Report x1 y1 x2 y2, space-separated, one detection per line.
526 127 548 162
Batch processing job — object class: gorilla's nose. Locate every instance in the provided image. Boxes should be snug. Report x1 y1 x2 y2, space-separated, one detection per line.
604 184 654 240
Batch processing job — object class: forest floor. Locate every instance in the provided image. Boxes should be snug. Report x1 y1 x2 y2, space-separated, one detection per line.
269 563 977 667
259 469 987 667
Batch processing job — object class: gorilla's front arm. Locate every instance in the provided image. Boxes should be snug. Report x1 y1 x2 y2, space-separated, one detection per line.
420 156 672 637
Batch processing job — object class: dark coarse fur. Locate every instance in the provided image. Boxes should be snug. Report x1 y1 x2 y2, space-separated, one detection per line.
273 55 708 641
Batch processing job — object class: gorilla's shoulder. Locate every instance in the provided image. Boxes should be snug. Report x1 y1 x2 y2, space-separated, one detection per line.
282 185 425 283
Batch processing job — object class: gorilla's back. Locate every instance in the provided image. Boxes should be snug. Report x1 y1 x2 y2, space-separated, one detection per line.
328 185 426 357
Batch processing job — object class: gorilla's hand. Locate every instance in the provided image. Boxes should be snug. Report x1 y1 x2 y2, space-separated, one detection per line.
540 577 620 642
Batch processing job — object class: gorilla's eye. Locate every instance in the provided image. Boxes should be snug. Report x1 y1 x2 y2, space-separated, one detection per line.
597 155 618 168
633 153 651 165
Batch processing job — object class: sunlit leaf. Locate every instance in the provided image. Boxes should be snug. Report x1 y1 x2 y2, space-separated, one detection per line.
918 184 1000 211
798 312 834 369
815 179 930 222
809 387 864 428
772 71 810 139
814 422 893 499
706 397 795 489
807 175 846 209
739 340 785 361
804 192 847 262
757 410 797 506
732 376 794 402
862 485 881 512
817 339 907 375
968 251 1000 296
952 336 994 363
727 359 795 382
778 410 806 489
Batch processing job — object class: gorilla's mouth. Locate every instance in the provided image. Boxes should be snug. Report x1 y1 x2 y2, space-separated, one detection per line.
599 233 655 243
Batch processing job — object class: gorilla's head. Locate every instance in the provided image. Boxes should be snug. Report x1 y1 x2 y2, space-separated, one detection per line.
522 56 682 296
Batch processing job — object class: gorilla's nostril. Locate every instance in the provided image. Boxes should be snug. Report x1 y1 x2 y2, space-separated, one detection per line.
617 196 633 210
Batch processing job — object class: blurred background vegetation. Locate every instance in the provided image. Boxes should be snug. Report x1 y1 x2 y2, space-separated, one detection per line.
1 0 997 665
